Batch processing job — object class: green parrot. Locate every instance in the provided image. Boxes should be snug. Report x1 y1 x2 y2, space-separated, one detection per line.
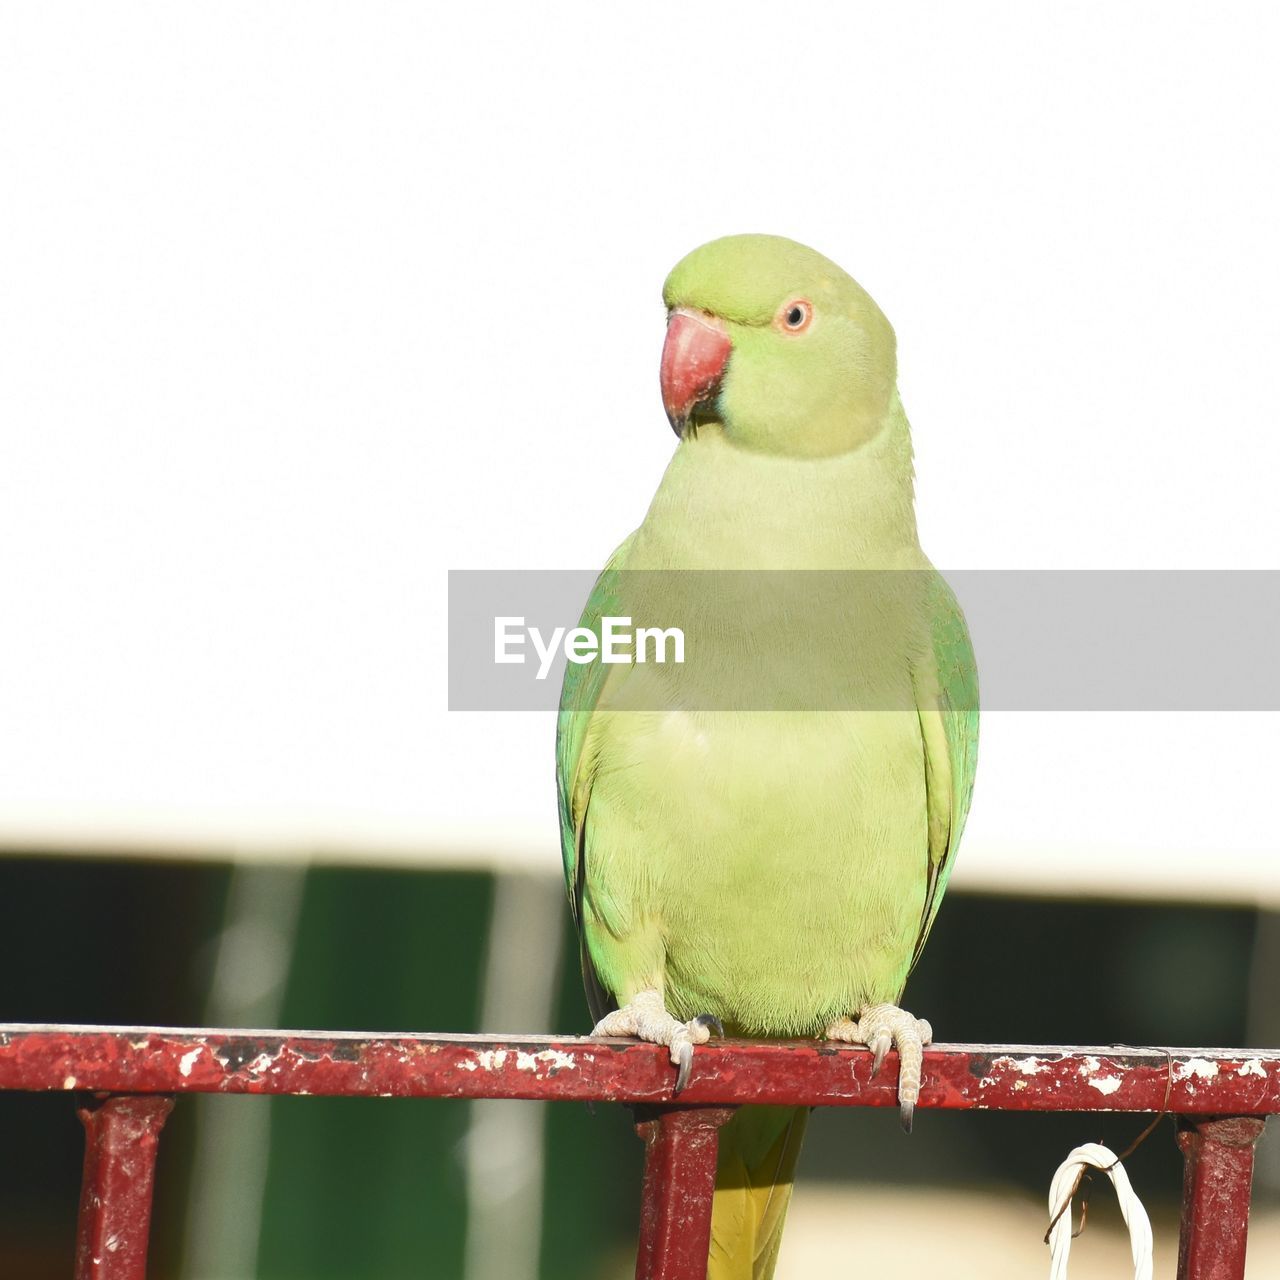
556 234 978 1279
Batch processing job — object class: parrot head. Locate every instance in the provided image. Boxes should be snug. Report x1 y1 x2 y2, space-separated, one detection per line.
660 234 897 459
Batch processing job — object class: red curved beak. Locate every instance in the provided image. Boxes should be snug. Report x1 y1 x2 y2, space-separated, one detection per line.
660 308 732 437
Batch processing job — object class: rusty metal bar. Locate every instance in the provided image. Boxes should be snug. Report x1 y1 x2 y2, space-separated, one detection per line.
0 1028 1272 1280
1175 1114 1267 1280
634 1107 734 1280
1 1027 1277 1113
75 1094 174 1280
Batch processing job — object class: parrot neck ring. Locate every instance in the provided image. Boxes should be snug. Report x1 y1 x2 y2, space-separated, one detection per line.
660 307 732 438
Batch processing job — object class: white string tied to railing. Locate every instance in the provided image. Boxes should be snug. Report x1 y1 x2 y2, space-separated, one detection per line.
1047 1142 1153 1280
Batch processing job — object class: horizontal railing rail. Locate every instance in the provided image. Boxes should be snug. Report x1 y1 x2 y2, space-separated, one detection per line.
1 1026 1275 1279
3 1026 1278 1109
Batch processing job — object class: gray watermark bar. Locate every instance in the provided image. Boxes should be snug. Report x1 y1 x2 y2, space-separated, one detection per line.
447 570 1280 711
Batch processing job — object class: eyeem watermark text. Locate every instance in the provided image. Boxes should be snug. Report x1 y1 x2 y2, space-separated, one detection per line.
494 616 685 680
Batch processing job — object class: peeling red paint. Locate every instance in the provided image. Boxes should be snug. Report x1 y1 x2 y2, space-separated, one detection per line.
1176 1115 1266 1280
0 1028 1276 1112
634 1107 734 1280
0 1027 1273 1280
74 1094 172 1280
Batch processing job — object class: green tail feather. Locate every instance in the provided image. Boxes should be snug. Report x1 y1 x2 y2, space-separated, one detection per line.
708 1106 809 1280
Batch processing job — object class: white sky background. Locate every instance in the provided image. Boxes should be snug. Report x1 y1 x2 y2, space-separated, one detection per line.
1 4 1278 901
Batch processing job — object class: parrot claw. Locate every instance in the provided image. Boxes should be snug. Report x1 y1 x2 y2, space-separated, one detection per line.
591 989 721 1096
825 1003 933 1131
900 1099 916 1135
673 1040 694 1095
672 1014 723 1093
869 1032 893 1076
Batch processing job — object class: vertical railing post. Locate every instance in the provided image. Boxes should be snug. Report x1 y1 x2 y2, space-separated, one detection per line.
1175 1114 1266 1280
75 1094 175 1280
633 1106 735 1280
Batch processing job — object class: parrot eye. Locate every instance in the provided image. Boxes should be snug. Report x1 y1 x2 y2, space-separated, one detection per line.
779 300 813 333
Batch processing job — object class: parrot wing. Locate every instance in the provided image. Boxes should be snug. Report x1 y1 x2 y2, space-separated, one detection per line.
907 571 979 975
556 534 635 1023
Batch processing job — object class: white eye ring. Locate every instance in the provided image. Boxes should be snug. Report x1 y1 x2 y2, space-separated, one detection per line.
779 300 812 332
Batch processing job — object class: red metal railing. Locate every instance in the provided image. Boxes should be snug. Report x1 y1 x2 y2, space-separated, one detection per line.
1 1026 1276 1279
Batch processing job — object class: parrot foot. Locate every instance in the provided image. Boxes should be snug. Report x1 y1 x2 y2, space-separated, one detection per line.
826 1003 933 1133
592 989 723 1095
